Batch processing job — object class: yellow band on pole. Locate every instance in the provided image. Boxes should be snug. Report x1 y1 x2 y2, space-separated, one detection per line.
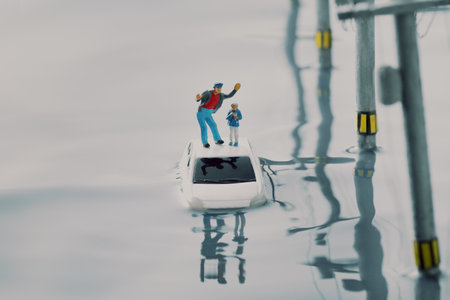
357 112 377 135
432 239 440 265
360 114 367 133
316 31 322 49
316 30 332 49
414 239 440 270
421 243 433 269
414 242 421 267
370 114 377 134
323 30 332 49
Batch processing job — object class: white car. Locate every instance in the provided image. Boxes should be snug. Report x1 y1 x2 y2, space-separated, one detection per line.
178 138 269 210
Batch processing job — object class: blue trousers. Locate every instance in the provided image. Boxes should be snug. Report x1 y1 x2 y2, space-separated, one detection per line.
197 108 222 144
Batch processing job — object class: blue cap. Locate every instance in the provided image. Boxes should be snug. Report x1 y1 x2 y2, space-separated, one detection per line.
213 83 223 88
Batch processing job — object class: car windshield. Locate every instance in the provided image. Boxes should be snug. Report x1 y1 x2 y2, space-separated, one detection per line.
193 156 256 184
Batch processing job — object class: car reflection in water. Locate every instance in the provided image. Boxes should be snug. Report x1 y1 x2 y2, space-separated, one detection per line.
193 212 247 284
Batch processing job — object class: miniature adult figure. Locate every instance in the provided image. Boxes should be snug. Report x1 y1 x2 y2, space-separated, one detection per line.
196 82 241 148
226 103 242 146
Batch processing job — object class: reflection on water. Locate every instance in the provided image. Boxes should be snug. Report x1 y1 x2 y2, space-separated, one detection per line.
304 257 358 279
283 0 354 235
352 150 388 299
286 0 307 160
282 1 388 299
416 274 440 300
259 0 353 214
193 212 247 284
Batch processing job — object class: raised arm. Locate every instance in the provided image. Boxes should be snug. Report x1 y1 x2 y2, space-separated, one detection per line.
223 83 241 99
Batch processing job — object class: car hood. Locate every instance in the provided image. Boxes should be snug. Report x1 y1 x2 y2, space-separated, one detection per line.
192 181 259 201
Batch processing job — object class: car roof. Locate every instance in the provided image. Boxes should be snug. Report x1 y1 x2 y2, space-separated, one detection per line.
190 137 254 159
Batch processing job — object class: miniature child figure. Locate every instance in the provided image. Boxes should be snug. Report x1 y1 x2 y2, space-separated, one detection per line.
226 103 242 147
195 82 241 148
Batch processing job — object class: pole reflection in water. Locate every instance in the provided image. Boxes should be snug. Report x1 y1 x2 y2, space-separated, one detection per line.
301 64 361 296
284 0 354 235
282 1 364 298
194 212 247 285
292 30 360 299
285 62 355 234
350 150 388 299
286 0 307 161
311 60 340 230
257 0 307 212
415 274 440 300
259 0 352 211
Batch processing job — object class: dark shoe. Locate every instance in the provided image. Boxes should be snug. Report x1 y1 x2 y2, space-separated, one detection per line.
203 143 210 148
216 140 224 145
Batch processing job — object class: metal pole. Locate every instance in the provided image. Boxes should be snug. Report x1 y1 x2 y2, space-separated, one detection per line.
355 0 377 150
394 12 440 275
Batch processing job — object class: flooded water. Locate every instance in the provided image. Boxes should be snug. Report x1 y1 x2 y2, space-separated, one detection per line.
1 0 449 299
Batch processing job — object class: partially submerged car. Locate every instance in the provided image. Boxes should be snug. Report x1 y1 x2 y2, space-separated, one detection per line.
178 138 269 210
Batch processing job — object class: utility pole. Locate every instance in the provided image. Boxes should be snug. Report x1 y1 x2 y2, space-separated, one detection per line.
356 0 377 150
336 0 450 275
335 0 378 150
395 11 439 275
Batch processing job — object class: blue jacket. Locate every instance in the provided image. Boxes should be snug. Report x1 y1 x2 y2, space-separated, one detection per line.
226 109 242 127
197 89 237 113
